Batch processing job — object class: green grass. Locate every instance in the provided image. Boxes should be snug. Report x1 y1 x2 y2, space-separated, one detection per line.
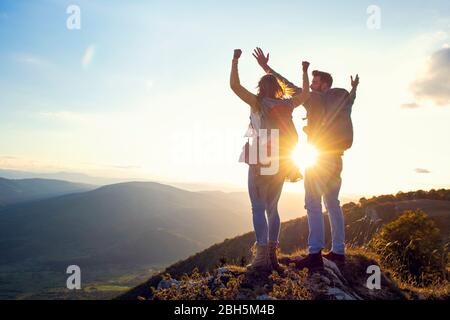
84 285 130 292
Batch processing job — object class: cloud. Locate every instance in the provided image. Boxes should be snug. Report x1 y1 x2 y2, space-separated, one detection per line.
415 168 431 174
411 48 450 106
0 156 67 172
110 165 142 170
0 156 19 160
81 162 142 170
14 53 50 67
401 103 420 109
37 111 100 125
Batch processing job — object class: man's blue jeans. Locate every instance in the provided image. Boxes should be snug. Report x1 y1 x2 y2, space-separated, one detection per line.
304 154 345 254
248 165 285 245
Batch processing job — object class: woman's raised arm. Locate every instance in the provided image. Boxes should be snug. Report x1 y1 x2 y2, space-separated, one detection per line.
230 49 258 110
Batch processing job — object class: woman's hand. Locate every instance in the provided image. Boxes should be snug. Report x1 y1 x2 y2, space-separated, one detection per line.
252 47 269 70
233 49 242 60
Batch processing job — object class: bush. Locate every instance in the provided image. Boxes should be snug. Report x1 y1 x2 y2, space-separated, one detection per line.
369 210 447 286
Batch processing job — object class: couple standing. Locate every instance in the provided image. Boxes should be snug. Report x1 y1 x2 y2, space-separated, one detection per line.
230 47 359 272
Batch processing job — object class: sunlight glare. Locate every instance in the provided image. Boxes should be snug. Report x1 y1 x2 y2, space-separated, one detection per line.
292 144 319 169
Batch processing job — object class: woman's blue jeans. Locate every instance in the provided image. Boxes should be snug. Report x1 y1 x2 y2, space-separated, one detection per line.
248 165 285 245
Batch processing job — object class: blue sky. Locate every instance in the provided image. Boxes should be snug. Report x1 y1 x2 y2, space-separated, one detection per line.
0 0 449 194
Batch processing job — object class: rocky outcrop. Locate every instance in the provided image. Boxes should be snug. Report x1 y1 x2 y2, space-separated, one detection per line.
133 253 406 301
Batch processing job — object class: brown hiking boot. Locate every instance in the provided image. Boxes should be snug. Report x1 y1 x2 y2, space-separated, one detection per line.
294 251 324 271
323 252 346 264
246 244 271 271
268 242 284 272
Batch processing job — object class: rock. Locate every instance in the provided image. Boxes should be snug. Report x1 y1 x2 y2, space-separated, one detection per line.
320 275 331 285
236 293 248 300
417 293 426 300
326 287 358 300
157 279 180 290
144 254 408 301
323 258 345 281
216 267 231 276
256 294 276 300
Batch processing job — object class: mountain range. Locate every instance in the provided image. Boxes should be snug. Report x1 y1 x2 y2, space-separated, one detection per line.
0 173 447 300
0 177 93 207
0 179 256 299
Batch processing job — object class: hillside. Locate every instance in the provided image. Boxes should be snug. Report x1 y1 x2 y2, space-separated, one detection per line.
0 177 94 207
0 181 253 299
119 189 450 300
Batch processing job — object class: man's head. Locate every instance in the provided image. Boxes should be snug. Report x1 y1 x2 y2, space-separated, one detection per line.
311 70 333 92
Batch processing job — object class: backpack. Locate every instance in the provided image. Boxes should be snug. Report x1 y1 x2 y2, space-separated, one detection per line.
262 98 302 182
241 97 301 181
304 88 354 153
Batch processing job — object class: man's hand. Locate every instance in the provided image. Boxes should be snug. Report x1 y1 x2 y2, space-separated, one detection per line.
233 49 242 60
302 61 310 73
252 47 269 71
351 74 360 88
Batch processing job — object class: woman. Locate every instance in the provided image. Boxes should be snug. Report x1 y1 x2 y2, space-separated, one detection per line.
230 49 310 271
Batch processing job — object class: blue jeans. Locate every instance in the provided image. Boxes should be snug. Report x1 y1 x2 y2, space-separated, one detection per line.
304 154 345 254
248 165 285 245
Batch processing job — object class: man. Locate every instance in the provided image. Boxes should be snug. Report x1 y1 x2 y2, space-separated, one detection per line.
253 47 359 270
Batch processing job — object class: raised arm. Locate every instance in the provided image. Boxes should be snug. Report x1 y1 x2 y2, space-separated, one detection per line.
230 49 258 110
291 61 311 107
252 47 301 95
348 74 359 106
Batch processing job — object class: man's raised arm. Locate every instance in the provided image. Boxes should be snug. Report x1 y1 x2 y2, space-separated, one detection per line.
348 74 359 106
291 61 311 107
252 47 301 95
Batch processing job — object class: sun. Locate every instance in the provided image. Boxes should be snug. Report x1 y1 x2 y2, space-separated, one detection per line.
291 144 319 169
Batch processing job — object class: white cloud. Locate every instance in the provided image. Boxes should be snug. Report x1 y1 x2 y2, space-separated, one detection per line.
411 48 450 106
400 103 420 109
415 168 431 174
14 53 50 67
38 110 101 125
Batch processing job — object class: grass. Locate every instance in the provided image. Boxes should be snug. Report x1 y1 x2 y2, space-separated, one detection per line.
84 285 130 292
148 247 449 300
346 247 449 300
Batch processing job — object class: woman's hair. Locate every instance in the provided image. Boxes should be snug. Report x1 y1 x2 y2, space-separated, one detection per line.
257 74 286 99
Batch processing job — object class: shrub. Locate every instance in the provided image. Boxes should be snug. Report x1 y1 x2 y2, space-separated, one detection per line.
369 210 447 286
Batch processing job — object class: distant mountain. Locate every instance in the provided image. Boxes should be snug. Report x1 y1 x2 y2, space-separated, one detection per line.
0 169 123 186
0 169 245 192
0 181 253 299
119 189 450 300
0 177 94 207
0 181 255 266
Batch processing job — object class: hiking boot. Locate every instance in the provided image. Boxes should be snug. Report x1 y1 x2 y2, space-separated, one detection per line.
268 242 284 272
294 251 324 271
247 244 271 271
323 251 346 265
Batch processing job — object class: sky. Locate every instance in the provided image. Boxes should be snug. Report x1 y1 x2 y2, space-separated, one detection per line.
0 0 449 196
